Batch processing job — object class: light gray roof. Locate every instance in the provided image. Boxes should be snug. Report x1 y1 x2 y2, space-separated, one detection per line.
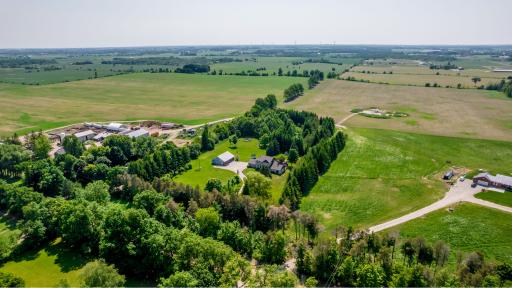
74 129 95 138
496 174 512 186
126 128 149 138
271 161 285 171
93 132 112 140
216 151 235 162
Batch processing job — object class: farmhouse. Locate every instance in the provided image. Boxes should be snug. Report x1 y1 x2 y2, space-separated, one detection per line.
74 130 96 142
473 172 512 191
212 151 235 166
248 155 287 175
126 128 149 139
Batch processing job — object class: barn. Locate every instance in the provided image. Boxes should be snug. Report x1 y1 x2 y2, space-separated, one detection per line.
212 151 235 166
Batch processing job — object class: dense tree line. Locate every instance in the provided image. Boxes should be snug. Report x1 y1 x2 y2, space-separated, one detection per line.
0 57 57 68
175 64 210 74
484 79 512 98
283 83 305 102
308 69 324 89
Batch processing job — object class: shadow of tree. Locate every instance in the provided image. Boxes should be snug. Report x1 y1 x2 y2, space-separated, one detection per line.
46 239 90 273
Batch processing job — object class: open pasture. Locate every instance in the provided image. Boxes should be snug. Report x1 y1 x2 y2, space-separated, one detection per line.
286 79 512 141
385 203 512 265
0 73 307 136
351 64 511 79
300 128 512 231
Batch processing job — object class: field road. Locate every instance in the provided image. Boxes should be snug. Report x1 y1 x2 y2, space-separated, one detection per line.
367 181 512 233
335 113 357 128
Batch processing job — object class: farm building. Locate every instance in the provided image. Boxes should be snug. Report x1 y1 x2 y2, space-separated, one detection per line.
106 122 126 132
161 122 178 129
212 151 235 166
93 131 112 142
473 173 512 191
126 128 149 139
74 130 96 142
248 155 287 175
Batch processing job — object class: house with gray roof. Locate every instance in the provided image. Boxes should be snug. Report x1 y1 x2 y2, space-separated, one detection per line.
473 172 512 191
212 151 235 166
248 155 287 175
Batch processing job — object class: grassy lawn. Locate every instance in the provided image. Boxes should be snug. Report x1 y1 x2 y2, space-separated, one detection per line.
0 216 20 242
475 191 512 207
0 239 90 287
300 128 512 232
173 138 264 188
0 73 307 136
244 167 289 204
385 203 512 265
286 79 512 141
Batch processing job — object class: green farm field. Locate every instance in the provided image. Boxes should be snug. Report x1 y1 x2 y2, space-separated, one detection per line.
351 64 512 79
286 79 512 141
300 128 512 231
173 138 264 188
475 191 512 207
0 73 307 136
385 203 512 265
210 56 356 75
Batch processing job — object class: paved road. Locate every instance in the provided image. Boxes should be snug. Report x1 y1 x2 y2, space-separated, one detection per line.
367 181 512 233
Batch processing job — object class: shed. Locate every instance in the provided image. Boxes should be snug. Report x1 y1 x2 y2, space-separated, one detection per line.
443 170 454 180
126 128 149 139
74 130 96 142
106 122 125 132
93 131 112 142
212 151 235 166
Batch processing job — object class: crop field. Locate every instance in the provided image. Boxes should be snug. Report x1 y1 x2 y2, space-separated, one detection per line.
475 191 512 207
210 56 357 75
0 73 307 136
300 128 512 231
386 203 512 264
286 79 512 141
342 71 502 88
173 138 264 189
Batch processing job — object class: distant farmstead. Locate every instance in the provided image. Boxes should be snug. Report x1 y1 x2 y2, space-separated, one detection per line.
473 172 512 191
212 151 235 166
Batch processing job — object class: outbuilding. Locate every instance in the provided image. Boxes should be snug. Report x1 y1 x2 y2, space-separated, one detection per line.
212 151 235 166
74 130 96 142
126 128 149 139
106 122 125 132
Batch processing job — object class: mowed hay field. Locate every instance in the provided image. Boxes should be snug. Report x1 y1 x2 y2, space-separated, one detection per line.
342 71 502 88
385 203 512 264
300 128 512 231
286 79 512 141
0 73 307 136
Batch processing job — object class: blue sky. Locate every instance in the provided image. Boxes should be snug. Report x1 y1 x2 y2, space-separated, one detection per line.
1 0 511 48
